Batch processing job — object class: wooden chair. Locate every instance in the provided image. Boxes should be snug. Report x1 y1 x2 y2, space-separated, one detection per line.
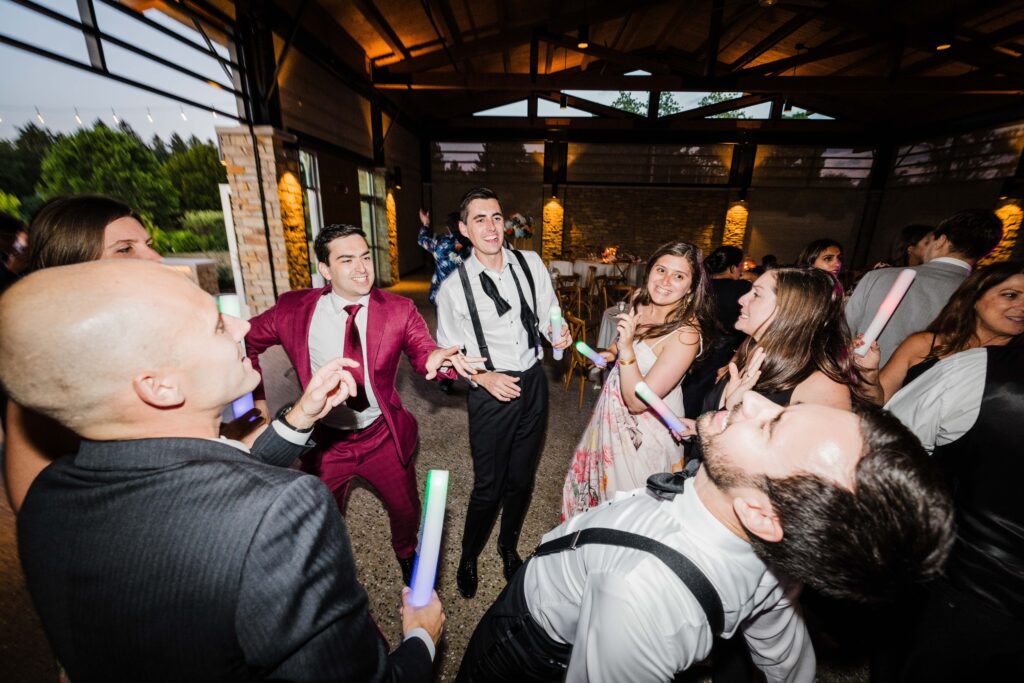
556 273 581 288
603 283 636 312
562 311 590 408
556 285 584 320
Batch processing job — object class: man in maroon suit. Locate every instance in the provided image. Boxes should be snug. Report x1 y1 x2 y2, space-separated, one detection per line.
246 224 480 583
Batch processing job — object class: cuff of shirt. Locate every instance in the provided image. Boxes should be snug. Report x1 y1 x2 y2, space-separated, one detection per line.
404 628 436 660
270 419 315 446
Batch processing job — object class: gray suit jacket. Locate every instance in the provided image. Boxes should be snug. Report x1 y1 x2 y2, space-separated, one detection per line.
17 427 432 682
845 260 970 366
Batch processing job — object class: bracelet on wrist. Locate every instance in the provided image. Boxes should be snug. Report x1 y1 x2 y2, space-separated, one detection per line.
618 355 637 367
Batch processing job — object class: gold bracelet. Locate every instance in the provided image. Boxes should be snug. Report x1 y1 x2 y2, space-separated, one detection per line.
618 355 637 367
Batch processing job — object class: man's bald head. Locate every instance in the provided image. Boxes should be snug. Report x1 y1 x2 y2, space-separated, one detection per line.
0 261 252 438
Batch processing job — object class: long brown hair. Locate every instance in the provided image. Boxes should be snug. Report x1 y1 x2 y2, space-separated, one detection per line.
928 260 1024 357
736 267 860 395
632 240 716 355
29 195 140 271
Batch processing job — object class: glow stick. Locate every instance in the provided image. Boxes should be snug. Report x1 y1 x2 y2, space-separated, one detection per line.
635 381 686 433
550 306 566 360
575 340 606 368
854 269 917 356
217 294 256 418
410 469 449 607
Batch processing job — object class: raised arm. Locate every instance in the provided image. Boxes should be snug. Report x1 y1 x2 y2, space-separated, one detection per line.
244 305 282 404
619 326 701 414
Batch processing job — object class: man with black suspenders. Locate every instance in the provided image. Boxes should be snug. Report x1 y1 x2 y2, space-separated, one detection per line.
435 187 571 599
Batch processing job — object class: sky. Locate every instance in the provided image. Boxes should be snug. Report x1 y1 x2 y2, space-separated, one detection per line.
0 0 240 143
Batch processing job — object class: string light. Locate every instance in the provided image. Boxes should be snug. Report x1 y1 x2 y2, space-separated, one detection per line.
211 106 217 119
35 106 45 125
111 108 120 125
74 107 83 125
146 107 154 123
179 105 187 121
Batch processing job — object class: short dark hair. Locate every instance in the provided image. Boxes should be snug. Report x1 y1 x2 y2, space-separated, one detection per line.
798 239 843 268
29 195 140 271
313 224 366 264
933 209 1003 260
458 187 501 224
762 254 778 269
747 405 955 603
703 245 744 275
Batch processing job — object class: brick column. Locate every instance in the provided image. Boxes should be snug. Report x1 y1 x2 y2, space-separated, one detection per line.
217 126 309 314
542 191 564 260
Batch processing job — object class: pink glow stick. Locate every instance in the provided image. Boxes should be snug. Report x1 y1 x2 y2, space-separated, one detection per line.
854 269 917 356
575 340 606 368
635 381 686 433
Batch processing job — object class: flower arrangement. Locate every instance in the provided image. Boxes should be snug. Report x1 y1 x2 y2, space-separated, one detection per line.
600 246 618 263
504 213 534 239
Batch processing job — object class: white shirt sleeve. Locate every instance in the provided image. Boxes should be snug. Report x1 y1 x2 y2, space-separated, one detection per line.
884 347 987 453
435 280 465 351
742 587 815 683
565 568 711 683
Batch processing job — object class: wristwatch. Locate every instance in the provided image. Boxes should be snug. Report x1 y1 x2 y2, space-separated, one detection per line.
275 402 314 433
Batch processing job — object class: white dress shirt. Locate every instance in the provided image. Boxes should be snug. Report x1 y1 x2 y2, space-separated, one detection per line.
435 249 560 372
885 347 986 453
928 256 972 273
523 485 814 683
307 291 381 430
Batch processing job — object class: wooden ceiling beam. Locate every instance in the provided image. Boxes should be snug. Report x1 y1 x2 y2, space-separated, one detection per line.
539 31 674 75
535 91 645 119
729 12 813 71
704 0 724 77
350 0 410 61
661 93 773 120
736 36 880 76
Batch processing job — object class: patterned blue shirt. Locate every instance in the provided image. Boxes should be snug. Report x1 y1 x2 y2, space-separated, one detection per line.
418 226 469 305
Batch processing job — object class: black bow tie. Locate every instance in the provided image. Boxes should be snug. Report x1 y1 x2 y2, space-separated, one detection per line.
647 459 701 501
479 273 512 316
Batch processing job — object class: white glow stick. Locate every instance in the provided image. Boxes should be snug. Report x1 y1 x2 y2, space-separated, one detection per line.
217 294 255 418
550 306 565 360
854 269 917 356
635 381 685 433
575 340 607 368
410 469 449 607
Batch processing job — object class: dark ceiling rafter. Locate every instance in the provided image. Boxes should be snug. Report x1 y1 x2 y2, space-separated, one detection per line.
654 0 697 51
737 36 880 77
534 92 646 120
704 0 724 77
661 93 774 120
539 31 674 75
729 12 813 72
350 0 411 60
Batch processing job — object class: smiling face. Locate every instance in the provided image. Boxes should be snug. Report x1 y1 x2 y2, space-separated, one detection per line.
975 273 1024 340
317 233 374 301
459 198 505 257
735 271 778 339
812 246 843 276
697 392 862 492
646 254 693 306
101 217 162 262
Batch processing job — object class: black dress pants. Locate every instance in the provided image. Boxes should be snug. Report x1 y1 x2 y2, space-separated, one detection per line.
462 362 548 559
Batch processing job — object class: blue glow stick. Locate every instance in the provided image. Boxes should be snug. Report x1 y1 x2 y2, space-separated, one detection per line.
575 340 607 368
410 469 449 607
635 381 685 433
217 294 255 419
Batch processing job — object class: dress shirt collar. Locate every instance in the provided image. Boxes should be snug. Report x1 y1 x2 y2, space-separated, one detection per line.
928 256 972 273
671 478 751 554
467 248 510 276
327 290 372 315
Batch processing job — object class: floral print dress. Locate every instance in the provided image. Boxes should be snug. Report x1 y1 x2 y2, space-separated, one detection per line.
560 335 687 521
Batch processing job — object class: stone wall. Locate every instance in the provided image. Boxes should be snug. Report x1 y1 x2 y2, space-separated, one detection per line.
217 126 296 315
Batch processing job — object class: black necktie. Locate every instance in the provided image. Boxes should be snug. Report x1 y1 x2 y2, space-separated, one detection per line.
478 273 511 316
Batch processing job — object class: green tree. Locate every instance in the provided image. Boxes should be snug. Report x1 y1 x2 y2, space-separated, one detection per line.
0 123 59 199
697 91 747 118
150 135 170 163
0 191 21 218
168 133 188 155
609 91 682 117
37 123 179 228
164 142 226 212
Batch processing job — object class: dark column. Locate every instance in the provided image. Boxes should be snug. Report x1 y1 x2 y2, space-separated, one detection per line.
233 0 283 128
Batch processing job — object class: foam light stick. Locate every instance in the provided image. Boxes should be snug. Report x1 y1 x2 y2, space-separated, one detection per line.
575 340 607 368
217 294 256 418
854 269 917 357
410 469 449 607
635 381 686 434
550 306 566 360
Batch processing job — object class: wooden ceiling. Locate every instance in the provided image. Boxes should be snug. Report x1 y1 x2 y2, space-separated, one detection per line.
193 0 1024 139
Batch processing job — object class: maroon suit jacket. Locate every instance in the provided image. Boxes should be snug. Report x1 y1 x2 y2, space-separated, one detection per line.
245 286 445 466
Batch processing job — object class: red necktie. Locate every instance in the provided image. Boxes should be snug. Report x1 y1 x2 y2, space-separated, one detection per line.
343 304 370 412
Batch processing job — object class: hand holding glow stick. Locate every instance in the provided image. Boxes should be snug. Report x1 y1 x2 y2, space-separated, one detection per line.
410 470 449 607
217 294 256 418
854 269 917 356
575 340 607 368
635 381 686 434
550 306 566 360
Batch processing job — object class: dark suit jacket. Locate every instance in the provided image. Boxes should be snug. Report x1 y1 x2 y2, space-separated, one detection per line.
17 429 432 682
246 286 449 466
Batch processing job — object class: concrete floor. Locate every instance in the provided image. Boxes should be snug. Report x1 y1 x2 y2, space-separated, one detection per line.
0 271 868 682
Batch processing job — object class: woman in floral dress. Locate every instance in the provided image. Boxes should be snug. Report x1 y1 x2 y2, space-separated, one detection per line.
561 240 716 521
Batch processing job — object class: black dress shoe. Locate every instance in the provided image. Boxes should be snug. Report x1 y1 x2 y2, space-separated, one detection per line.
497 544 524 581
398 554 416 586
456 556 478 598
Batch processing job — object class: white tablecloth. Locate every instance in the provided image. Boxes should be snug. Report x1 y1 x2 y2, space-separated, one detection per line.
597 305 623 348
549 260 574 277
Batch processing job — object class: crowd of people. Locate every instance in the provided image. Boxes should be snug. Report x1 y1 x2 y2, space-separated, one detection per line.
0 190 1020 682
